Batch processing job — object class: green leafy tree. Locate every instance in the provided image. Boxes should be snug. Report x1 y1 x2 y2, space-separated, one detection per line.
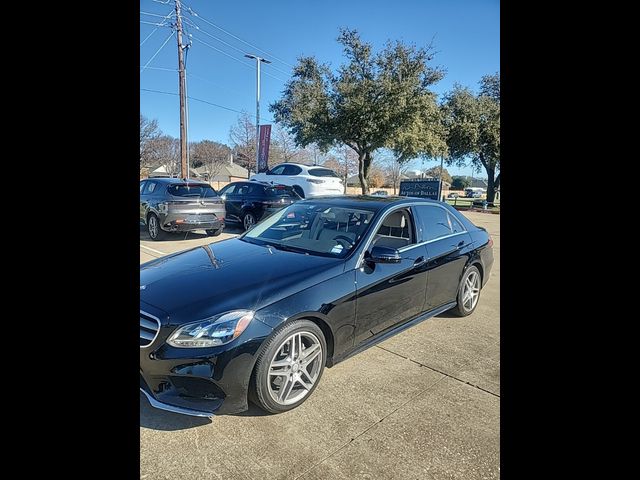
442 73 500 202
451 176 470 190
271 28 445 193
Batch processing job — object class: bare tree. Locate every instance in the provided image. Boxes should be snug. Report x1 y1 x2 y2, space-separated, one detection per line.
140 114 161 175
270 126 302 164
146 135 181 177
190 140 231 181
229 112 256 176
380 151 411 194
424 165 452 184
324 144 359 193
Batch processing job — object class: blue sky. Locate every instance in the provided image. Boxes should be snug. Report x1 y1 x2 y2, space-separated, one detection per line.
140 0 499 177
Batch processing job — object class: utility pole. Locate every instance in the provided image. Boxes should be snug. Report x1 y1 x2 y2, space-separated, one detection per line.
245 54 271 175
175 0 188 179
437 155 444 201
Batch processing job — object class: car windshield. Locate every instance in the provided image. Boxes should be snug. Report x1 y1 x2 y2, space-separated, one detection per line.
241 202 376 258
167 184 218 197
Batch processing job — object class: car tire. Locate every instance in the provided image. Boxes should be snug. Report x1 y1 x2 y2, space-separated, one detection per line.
206 228 223 236
147 213 166 241
242 211 256 231
250 319 327 413
451 265 482 317
292 185 305 199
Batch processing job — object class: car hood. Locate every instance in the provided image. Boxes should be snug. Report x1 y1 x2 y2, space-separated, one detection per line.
140 238 344 325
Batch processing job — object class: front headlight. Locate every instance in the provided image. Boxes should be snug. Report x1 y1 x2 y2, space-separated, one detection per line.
167 310 254 348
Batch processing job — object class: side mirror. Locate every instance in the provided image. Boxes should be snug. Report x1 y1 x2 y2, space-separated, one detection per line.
368 245 401 264
220 194 227 201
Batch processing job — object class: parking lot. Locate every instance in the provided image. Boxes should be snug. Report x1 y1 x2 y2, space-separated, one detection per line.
140 211 500 480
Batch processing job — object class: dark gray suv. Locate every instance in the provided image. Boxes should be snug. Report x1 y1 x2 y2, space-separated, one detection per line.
140 178 226 240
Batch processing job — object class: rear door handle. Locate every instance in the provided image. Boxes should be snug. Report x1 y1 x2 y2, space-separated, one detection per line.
457 240 465 249
414 256 426 266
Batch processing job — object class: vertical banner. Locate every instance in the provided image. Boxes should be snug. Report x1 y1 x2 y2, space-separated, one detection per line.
257 124 272 173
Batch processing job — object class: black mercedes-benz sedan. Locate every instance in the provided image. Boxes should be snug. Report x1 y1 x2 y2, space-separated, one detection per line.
140 196 493 417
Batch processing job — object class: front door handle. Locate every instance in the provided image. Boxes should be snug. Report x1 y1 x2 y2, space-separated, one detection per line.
457 240 465 249
414 256 426 267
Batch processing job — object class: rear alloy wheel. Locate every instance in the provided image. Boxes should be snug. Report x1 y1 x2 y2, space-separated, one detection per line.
147 213 166 241
206 228 223 237
251 320 326 413
451 265 481 316
242 212 256 231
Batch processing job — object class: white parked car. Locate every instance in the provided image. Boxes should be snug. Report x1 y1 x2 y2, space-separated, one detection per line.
250 163 344 198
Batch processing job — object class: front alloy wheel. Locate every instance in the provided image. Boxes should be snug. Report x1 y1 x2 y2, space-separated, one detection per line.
251 320 326 413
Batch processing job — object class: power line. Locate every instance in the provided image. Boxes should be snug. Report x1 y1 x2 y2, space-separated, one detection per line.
140 88 245 114
183 15 291 77
191 36 287 83
138 65 177 72
140 30 175 74
140 9 174 46
151 0 171 4
140 11 173 19
140 20 172 27
191 35 253 70
181 1 294 69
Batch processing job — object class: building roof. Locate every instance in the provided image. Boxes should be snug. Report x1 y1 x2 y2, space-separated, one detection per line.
191 163 249 179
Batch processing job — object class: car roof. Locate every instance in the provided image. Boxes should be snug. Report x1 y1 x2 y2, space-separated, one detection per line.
274 163 332 169
297 195 446 211
142 177 210 185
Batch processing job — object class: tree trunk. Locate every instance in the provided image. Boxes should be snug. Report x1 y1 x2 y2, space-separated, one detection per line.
358 151 369 194
486 167 495 203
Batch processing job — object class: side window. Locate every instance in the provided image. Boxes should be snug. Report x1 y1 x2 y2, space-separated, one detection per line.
236 184 251 195
220 184 236 195
372 208 416 249
142 181 157 195
140 181 147 194
283 165 302 175
269 165 286 175
247 183 264 195
415 205 452 241
448 213 465 234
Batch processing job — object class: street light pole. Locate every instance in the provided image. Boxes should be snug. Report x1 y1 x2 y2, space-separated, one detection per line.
245 54 271 176
438 155 444 201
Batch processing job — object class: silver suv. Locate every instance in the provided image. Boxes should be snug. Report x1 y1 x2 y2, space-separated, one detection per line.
140 178 225 240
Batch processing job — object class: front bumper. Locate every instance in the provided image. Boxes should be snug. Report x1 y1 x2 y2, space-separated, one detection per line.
140 313 274 417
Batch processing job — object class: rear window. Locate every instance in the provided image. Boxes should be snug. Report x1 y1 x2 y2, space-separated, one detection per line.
167 184 218 198
308 168 339 178
266 185 301 198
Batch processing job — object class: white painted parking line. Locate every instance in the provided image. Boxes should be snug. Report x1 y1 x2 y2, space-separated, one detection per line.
140 244 167 255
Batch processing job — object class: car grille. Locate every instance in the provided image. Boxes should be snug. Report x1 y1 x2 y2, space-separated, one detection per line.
140 311 161 347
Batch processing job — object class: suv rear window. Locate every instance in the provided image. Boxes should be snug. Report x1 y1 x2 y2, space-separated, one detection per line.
266 185 301 198
167 184 218 197
308 168 339 177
